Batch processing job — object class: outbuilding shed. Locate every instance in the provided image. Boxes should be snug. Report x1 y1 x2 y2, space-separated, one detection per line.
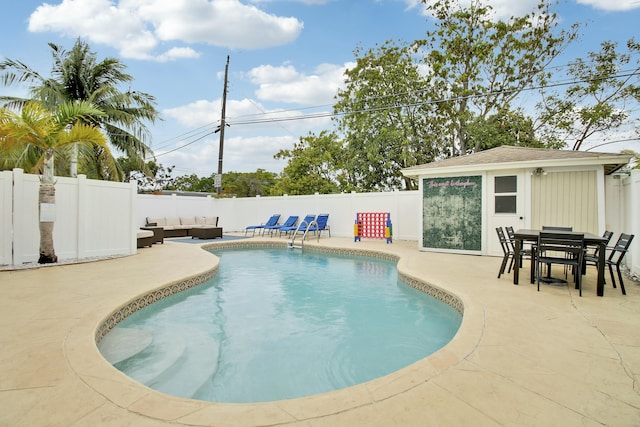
402 145 632 256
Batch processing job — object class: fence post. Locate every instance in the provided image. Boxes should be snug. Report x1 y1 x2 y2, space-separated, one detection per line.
130 180 138 253
12 169 26 265
628 170 640 276
0 170 13 265
77 174 88 259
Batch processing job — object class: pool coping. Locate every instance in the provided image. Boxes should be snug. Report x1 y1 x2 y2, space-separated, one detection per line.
76 239 481 425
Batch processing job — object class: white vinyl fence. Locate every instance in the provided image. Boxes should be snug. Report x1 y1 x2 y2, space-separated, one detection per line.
626 171 640 276
137 190 420 241
0 169 138 266
606 170 640 277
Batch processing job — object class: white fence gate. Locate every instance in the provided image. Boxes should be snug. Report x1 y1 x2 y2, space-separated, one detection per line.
0 169 138 266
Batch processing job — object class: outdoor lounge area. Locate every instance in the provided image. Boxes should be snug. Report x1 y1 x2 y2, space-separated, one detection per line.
1 235 639 426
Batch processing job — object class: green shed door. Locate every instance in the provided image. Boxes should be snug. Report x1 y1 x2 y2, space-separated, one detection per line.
422 176 482 252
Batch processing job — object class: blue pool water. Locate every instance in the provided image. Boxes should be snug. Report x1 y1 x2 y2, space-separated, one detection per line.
101 248 461 403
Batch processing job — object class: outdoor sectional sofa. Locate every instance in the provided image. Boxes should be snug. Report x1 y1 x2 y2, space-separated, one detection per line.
145 216 220 238
136 229 156 248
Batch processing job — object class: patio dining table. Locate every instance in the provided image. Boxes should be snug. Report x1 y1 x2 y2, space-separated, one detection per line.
512 229 608 296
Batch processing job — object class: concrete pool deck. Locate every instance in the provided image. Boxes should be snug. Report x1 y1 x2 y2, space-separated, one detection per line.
1 236 639 426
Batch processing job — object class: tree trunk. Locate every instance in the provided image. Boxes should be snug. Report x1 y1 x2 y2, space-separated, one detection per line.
38 183 58 264
43 148 55 185
70 143 78 178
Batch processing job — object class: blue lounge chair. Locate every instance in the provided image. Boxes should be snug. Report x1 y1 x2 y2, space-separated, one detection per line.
279 214 315 237
308 213 330 237
264 215 298 237
245 214 280 237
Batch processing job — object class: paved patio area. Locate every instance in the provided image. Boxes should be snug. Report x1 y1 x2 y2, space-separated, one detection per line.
1 236 639 426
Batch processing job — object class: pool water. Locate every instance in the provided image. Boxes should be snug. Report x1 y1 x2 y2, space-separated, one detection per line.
101 248 462 403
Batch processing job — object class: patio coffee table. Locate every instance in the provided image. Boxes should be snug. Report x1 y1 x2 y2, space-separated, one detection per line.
191 227 223 240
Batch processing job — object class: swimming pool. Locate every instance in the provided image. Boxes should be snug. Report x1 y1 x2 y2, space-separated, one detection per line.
99 247 461 403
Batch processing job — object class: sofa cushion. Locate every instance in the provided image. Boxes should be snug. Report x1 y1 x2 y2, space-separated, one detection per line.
195 216 207 225
147 217 166 226
165 216 181 226
137 229 154 239
180 216 197 226
205 216 218 226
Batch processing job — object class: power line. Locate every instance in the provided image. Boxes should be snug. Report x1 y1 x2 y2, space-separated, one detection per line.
584 138 640 151
150 122 220 152
229 69 640 126
148 131 213 160
150 68 640 158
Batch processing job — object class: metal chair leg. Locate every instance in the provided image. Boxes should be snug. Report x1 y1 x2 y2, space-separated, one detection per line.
616 265 627 295
608 263 617 289
498 254 510 278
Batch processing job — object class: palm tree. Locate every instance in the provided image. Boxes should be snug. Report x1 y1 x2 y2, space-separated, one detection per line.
0 101 117 263
0 38 159 180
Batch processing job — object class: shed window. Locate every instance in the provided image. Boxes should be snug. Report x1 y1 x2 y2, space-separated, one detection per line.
494 176 517 214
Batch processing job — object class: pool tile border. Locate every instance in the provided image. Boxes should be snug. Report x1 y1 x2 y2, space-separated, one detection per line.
95 268 217 344
95 240 464 345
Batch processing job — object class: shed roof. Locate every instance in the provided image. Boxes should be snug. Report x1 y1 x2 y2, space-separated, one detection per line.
402 145 631 177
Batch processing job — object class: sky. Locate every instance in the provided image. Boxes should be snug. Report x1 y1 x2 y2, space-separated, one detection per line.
1 0 640 178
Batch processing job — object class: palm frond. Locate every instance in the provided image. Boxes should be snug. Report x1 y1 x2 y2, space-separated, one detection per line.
0 58 47 86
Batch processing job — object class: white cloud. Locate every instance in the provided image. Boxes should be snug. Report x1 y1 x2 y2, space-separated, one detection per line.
248 62 353 105
159 134 294 175
155 47 201 62
27 0 304 61
164 59 351 130
138 0 303 48
160 78 340 176
576 0 640 11
163 96 332 132
223 135 294 171
163 99 221 128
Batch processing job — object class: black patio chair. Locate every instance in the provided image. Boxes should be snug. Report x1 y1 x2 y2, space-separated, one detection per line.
584 230 614 270
595 233 635 295
542 226 573 231
536 231 585 296
496 227 514 278
505 226 532 268
540 226 574 278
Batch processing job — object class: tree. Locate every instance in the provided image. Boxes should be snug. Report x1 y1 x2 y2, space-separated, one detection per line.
273 131 342 195
130 161 176 192
0 38 159 180
334 41 441 191
466 110 550 150
166 169 278 196
218 169 278 197
0 101 117 263
171 173 215 193
416 0 578 155
537 38 640 150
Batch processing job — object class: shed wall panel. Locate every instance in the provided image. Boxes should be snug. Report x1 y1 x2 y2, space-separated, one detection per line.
531 171 598 233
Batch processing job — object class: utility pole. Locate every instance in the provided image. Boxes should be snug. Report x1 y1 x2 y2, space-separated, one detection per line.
216 55 229 195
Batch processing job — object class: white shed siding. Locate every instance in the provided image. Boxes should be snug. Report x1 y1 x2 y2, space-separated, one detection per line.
530 170 598 233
